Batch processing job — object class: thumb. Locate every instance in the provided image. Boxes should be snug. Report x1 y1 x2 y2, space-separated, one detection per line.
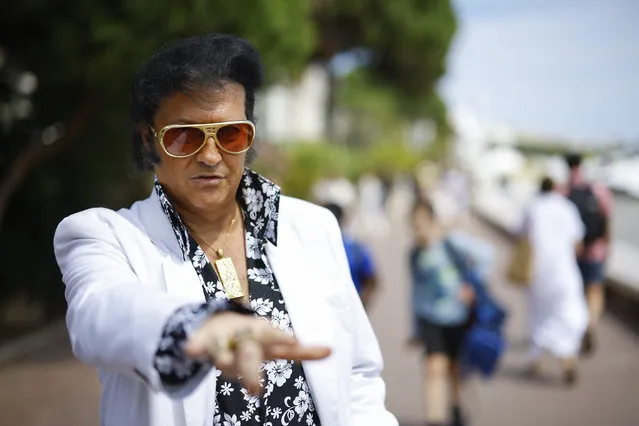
184 335 207 359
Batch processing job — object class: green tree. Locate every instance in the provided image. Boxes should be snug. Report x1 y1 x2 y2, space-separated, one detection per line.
0 0 316 315
0 0 316 227
0 0 457 319
313 0 457 136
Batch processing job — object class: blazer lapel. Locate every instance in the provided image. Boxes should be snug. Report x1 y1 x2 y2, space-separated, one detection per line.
136 192 213 426
137 191 205 301
266 224 340 426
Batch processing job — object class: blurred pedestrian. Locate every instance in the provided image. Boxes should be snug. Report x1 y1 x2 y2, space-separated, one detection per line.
379 170 393 208
408 199 474 426
521 177 589 385
562 153 613 355
311 171 357 211
324 203 378 310
357 172 390 237
438 164 471 224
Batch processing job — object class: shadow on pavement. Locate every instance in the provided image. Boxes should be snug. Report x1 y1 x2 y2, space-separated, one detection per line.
496 364 566 388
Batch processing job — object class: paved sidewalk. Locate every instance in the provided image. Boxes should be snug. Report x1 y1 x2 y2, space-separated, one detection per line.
0 337 100 426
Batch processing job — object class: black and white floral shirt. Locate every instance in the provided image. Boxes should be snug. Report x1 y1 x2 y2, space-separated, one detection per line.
153 168 321 426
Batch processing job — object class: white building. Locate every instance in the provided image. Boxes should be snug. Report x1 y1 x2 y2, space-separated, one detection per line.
255 64 330 144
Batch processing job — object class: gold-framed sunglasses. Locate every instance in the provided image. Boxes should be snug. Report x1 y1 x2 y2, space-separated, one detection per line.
151 120 255 158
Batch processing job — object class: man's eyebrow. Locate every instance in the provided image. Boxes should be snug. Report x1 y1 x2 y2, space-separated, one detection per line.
170 118 199 125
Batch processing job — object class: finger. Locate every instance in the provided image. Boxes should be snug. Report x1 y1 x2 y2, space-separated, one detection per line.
185 313 232 359
185 323 218 360
210 337 235 372
266 344 332 362
184 336 207 359
235 339 264 396
257 324 298 346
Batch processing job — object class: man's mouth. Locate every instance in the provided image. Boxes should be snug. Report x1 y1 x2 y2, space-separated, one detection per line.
191 174 225 184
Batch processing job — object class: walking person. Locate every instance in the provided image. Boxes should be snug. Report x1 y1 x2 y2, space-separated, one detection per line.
522 177 589 385
562 153 613 355
408 199 474 426
357 172 390 238
324 203 378 310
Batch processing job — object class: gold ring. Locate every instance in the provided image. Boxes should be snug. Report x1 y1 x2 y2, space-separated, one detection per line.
211 336 232 357
229 327 255 350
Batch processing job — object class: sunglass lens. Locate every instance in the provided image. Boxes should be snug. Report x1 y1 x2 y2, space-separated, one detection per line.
163 127 205 156
216 123 254 153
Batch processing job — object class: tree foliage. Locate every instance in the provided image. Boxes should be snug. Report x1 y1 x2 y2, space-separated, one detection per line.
313 0 457 121
0 0 456 318
0 0 316 315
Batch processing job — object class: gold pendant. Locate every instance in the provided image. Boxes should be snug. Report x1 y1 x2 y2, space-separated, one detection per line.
214 250 244 300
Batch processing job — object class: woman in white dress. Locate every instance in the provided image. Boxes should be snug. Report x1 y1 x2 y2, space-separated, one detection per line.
521 177 589 385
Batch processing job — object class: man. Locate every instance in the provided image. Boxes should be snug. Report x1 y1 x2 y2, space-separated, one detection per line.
324 203 378 310
563 153 613 355
53 34 397 426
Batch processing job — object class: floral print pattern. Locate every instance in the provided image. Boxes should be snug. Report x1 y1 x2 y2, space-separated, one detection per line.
153 168 320 426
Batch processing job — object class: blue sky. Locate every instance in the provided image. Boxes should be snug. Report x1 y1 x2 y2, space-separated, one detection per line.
440 0 639 143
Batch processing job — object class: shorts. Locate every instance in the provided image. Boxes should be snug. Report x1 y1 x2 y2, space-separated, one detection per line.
578 260 605 285
417 317 471 360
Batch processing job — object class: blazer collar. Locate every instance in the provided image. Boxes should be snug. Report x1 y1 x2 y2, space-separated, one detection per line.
131 190 184 259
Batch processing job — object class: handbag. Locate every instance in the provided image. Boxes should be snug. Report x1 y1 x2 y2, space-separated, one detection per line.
460 325 506 377
506 238 533 286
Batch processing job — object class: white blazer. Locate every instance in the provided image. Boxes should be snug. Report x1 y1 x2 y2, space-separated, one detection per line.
53 190 398 426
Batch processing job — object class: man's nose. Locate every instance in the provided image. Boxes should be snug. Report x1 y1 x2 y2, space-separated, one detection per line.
196 136 222 166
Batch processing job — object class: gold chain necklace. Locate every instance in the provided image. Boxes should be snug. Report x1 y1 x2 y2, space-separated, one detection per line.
188 206 245 300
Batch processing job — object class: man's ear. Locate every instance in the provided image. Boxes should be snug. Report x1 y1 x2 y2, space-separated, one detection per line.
138 124 161 170
140 125 153 150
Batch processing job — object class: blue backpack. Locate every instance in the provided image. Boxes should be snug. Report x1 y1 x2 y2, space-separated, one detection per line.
443 239 508 378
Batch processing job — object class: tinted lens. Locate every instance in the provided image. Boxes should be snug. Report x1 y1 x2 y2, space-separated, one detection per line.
216 123 254 153
162 127 206 156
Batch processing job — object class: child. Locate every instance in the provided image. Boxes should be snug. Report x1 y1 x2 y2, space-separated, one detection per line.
408 199 474 426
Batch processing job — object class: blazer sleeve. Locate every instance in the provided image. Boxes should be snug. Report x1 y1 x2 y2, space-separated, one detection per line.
53 209 210 394
321 211 399 426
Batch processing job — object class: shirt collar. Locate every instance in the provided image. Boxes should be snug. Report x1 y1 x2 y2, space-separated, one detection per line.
154 168 280 260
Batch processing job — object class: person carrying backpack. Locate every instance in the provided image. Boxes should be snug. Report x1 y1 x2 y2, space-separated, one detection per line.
563 154 614 355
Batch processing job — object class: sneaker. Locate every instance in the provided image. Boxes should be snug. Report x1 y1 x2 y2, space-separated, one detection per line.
580 330 595 356
563 366 579 387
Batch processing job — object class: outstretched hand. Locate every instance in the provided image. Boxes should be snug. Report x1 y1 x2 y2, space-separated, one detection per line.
185 312 331 395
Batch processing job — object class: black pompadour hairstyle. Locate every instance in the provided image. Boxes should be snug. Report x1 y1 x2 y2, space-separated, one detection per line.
130 34 264 170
